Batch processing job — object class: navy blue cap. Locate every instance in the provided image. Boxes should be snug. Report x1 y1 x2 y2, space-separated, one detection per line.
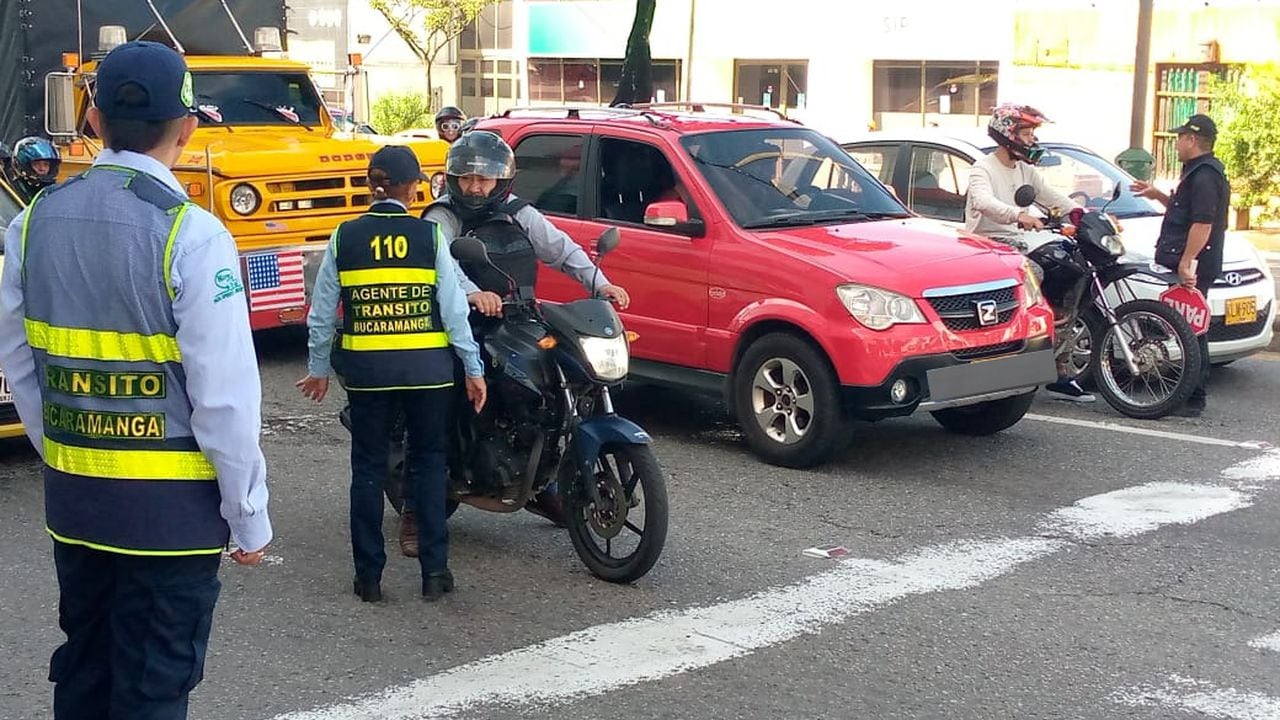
369 145 428 184
94 41 195 122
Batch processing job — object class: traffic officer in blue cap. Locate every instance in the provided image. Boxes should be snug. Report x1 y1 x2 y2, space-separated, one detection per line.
298 144 486 603
0 41 272 720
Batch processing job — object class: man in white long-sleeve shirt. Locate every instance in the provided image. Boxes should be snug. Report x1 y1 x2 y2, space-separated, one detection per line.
964 103 1093 402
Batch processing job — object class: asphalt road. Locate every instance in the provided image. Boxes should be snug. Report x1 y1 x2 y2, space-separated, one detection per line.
2 328 1279 720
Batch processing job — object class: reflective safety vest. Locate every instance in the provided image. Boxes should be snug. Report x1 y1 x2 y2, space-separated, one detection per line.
332 201 455 390
21 165 228 556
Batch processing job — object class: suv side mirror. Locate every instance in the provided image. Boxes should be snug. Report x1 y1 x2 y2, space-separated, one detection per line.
643 200 705 237
45 73 78 138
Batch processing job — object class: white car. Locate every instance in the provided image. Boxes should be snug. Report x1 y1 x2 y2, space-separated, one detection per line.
842 130 1275 368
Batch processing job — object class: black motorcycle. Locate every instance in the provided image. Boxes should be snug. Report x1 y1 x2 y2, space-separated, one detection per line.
341 228 667 583
1017 183 1202 419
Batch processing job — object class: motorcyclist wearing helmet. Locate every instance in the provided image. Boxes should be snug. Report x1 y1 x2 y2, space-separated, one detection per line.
422 130 630 528
4 136 61 202
434 106 467 144
964 104 1091 403
964 104 1077 244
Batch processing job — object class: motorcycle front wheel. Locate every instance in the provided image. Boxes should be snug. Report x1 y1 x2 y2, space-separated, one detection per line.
565 442 668 584
1092 299 1202 419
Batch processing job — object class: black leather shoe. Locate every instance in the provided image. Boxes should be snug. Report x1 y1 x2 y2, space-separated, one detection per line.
353 577 382 603
422 570 455 602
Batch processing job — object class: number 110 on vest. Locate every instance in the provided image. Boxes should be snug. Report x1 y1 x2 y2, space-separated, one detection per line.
371 235 409 260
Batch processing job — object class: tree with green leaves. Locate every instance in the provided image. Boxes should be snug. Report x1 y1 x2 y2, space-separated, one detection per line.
1209 64 1280 225
611 0 656 107
368 0 502 112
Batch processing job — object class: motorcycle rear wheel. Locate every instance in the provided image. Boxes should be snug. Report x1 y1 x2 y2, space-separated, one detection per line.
1091 299 1202 419
565 442 668 584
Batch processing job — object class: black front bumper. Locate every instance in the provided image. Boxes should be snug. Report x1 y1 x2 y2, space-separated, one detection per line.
842 336 1056 421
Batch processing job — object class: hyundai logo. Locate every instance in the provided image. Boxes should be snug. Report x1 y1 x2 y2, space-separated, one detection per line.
1223 271 1244 287
975 299 999 326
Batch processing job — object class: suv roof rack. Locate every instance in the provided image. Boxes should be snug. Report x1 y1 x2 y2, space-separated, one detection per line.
497 105 663 126
628 101 800 123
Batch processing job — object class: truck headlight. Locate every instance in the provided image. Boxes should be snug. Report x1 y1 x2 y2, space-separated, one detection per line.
836 284 926 330
230 184 261 215
579 335 629 381
1022 259 1044 308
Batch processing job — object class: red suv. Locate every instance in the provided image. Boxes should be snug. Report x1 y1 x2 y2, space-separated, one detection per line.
476 106 1056 468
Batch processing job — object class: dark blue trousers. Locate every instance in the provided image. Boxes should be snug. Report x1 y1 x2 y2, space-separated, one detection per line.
50 542 221 720
348 387 452 584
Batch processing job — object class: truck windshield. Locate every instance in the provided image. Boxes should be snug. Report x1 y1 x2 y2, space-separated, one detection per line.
682 128 909 229
191 72 323 128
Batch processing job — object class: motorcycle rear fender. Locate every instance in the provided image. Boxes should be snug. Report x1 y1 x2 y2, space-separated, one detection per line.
570 415 653 482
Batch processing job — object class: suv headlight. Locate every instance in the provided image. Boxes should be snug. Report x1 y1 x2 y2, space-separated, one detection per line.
1021 259 1044 308
579 335 629 381
1101 234 1124 257
836 284 926 330
230 184 261 215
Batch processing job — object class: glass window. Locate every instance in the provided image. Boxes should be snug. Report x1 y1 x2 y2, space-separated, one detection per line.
529 59 562 102
734 62 807 110
600 61 624 103
651 61 680 102
598 138 688 225
562 62 599 103
843 144 900 185
682 129 907 228
907 147 971 222
874 60 998 118
512 135 586 216
191 71 324 127
461 77 477 96
1029 146 1161 218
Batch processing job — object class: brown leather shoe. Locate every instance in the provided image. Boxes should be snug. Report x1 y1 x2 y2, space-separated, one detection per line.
398 509 419 558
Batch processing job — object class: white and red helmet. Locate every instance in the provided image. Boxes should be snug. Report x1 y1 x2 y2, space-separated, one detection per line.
988 103 1049 164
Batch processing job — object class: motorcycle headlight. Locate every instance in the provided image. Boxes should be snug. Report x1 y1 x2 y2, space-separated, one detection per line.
230 184 261 216
1101 234 1124 257
579 335 630 381
1021 259 1044 308
836 284 926 330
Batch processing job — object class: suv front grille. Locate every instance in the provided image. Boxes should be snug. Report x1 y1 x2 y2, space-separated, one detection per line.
926 286 1018 332
952 340 1024 361
1213 268 1266 288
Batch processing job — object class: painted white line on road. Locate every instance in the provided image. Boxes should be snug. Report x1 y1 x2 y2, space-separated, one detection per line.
271 454 1280 720
1249 631 1280 653
1114 675 1280 718
1025 413 1274 450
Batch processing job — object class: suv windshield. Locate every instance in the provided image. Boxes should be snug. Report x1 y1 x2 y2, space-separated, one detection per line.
981 144 1164 219
191 72 324 128
682 128 908 228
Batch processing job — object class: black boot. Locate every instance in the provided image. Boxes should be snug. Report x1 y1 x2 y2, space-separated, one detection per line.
422 570 455 602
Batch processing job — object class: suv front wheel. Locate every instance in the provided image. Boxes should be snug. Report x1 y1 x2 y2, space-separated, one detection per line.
733 333 849 468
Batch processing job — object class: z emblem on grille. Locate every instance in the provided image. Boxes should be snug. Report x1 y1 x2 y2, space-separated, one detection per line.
975 299 999 326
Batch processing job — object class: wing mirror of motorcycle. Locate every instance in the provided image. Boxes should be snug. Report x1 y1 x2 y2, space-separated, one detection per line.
450 235 490 265
1014 184 1037 209
596 227 621 258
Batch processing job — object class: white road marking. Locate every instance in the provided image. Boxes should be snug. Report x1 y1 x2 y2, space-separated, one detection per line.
1249 631 1280 653
1025 413 1274 450
270 452 1280 720
1114 675 1280 718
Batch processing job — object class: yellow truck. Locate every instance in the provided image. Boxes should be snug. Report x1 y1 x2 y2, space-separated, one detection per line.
38 3 448 330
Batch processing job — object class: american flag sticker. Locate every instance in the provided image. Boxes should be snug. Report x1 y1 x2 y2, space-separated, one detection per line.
244 250 306 311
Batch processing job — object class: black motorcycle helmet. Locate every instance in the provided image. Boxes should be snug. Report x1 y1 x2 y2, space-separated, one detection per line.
444 130 516 220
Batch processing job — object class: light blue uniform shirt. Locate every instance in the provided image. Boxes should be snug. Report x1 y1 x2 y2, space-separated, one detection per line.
0 149 273 552
306 198 483 378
